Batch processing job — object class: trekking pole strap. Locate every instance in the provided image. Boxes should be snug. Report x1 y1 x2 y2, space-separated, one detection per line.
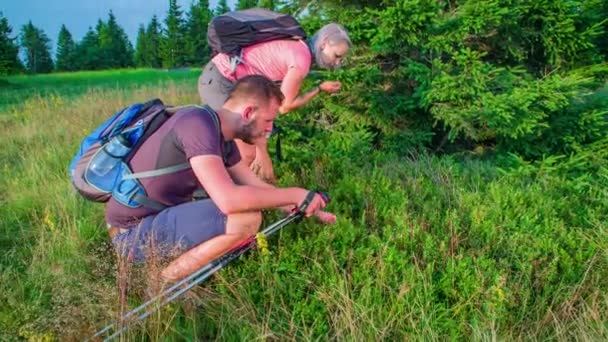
296 190 331 213
296 191 316 213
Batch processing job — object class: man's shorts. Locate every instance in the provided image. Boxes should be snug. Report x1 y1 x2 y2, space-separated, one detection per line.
112 199 227 263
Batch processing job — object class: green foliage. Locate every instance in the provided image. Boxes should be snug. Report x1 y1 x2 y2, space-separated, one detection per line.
134 16 165 69
0 12 22 75
72 12 134 71
498 77 608 157
0 69 606 341
74 27 103 70
214 0 232 16
296 0 608 158
134 25 148 68
19 21 53 74
258 0 277 11
161 0 188 68
55 25 77 72
145 16 163 68
97 11 134 69
236 0 258 10
184 0 213 66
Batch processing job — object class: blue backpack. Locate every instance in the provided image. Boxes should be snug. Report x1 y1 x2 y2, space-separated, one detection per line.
69 99 222 211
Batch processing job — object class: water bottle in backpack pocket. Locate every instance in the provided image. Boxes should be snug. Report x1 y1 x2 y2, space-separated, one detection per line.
85 133 132 192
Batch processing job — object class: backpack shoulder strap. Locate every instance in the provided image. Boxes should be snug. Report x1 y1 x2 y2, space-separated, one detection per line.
123 163 191 180
200 105 233 165
201 105 221 133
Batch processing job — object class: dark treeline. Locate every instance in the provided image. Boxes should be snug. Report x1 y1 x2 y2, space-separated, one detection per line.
0 0 285 75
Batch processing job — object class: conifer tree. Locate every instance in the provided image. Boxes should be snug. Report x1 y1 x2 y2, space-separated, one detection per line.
134 24 148 67
161 0 187 68
258 0 276 11
146 15 163 68
236 0 258 10
74 26 102 70
214 0 231 15
0 12 23 75
184 0 213 66
20 21 53 73
99 11 134 68
55 24 77 71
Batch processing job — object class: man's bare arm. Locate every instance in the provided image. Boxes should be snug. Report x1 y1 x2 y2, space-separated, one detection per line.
191 155 306 214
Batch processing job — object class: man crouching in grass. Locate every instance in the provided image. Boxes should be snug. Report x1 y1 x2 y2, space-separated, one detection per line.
105 75 336 287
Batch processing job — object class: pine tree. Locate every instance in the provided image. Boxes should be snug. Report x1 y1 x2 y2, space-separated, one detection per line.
146 15 162 68
0 12 22 75
55 24 77 71
20 21 53 73
161 0 187 68
99 11 134 68
134 24 148 67
258 0 276 10
75 26 102 70
184 0 213 66
94 19 110 69
214 0 231 15
236 0 258 10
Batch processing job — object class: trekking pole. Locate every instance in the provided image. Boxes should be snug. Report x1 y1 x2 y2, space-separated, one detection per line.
89 191 330 341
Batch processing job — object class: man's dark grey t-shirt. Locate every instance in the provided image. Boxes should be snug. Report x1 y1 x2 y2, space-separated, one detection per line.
105 106 240 228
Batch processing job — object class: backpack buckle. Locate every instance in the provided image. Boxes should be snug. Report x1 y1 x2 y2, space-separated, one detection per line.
229 50 244 74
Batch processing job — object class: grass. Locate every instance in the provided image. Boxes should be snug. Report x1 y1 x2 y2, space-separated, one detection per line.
0 69 606 341
0 68 201 113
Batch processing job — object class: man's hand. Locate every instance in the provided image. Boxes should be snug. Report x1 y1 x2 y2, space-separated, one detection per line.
319 81 342 94
314 211 337 224
295 190 329 217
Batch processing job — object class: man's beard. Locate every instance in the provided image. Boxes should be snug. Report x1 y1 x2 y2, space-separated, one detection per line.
237 120 261 145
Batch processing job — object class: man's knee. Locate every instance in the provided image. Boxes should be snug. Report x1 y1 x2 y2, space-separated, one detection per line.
226 211 262 237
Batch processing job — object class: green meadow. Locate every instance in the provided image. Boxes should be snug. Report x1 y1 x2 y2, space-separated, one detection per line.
0 69 606 341
0 68 201 113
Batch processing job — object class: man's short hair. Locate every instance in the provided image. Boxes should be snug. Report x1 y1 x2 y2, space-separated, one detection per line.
226 75 285 107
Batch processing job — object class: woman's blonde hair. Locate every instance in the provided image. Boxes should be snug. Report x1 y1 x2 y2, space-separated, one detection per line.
309 23 352 69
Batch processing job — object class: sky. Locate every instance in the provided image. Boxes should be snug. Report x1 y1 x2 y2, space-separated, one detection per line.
2 0 237 52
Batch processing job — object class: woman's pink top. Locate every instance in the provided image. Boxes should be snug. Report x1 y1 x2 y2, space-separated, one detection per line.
212 39 312 82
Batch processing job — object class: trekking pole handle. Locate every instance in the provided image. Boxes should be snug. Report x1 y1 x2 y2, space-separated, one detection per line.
317 191 330 203
296 190 331 213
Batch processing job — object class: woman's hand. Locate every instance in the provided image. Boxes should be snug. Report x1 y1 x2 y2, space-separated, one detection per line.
319 81 342 94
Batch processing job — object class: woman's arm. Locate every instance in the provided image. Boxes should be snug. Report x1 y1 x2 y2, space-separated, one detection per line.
279 68 342 114
279 67 316 114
